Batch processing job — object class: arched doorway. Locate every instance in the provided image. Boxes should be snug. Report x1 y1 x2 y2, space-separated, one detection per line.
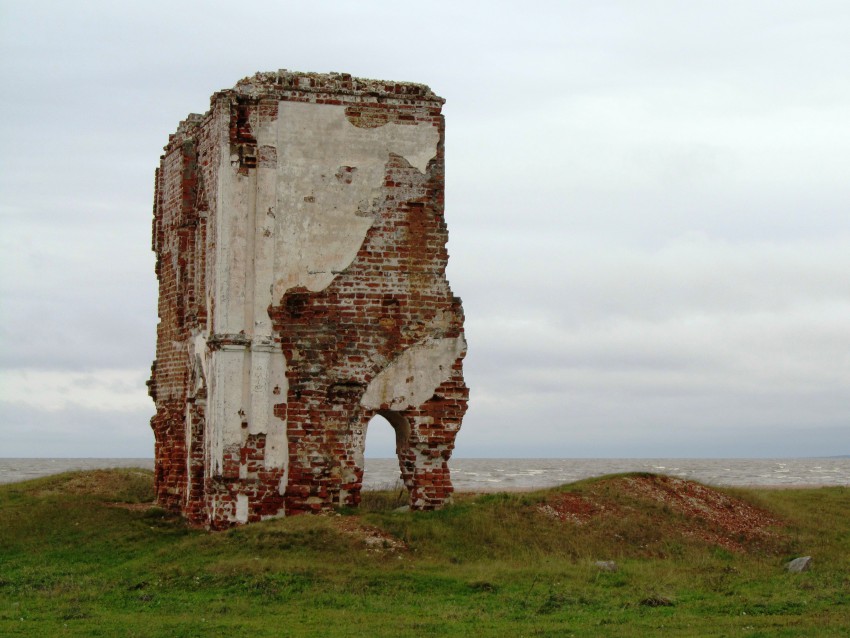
364 413 397 459
362 410 411 494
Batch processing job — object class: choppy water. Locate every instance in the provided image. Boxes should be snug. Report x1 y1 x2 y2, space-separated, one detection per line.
2 457 848 490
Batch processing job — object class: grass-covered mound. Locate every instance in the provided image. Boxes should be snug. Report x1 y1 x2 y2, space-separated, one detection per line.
1 469 848 637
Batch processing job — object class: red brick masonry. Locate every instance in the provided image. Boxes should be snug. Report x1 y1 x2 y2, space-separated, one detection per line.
149 71 468 529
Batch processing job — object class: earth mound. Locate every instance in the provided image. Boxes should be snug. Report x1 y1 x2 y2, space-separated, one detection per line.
537 473 785 554
21 469 154 503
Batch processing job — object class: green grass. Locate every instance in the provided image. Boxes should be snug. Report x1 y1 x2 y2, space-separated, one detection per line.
1 469 848 636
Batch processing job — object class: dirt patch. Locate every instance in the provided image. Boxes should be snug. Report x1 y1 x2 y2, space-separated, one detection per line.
536 492 605 525
615 475 783 551
331 516 408 554
537 474 784 553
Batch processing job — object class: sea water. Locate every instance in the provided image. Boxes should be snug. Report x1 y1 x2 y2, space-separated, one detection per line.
1 457 848 490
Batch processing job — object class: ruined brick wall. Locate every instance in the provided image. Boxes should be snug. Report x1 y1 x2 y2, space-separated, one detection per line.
149 71 468 528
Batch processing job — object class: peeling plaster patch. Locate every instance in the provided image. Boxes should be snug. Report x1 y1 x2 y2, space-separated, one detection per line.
214 159 251 334
235 494 249 523
361 336 467 410
247 344 275 435
189 332 209 393
206 346 245 476
263 350 288 470
272 102 439 299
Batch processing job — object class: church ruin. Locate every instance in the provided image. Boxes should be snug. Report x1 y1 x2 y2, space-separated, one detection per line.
148 71 468 528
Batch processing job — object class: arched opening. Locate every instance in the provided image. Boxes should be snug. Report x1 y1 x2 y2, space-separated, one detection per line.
364 413 398 459
363 410 411 494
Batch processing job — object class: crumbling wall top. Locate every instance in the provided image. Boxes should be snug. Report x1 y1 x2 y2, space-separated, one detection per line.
167 113 205 146
221 70 445 105
164 70 444 154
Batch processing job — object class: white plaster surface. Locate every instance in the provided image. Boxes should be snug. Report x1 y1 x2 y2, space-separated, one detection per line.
206 346 245 476
203 99 439 484
252 111 278 339
184 402 194 503
188 332 209 392
262 346 288 470
248 344 273 435
360 336 466 410
213 157 251 335
272 102 439 299
236 493 249 523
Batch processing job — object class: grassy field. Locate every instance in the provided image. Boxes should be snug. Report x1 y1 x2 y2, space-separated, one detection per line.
1 469 847 637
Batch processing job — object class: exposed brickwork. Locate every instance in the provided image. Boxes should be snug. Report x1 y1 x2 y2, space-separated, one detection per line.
149 71 468 529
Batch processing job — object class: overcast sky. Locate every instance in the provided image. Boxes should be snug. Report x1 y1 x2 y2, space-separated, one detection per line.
1 1 848 458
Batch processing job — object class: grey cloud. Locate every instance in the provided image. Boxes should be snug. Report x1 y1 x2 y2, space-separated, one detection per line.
0 402 154 457
1 1 848 457
459 389 848 458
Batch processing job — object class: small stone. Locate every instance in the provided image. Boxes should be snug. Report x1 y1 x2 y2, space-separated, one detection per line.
784 556 813 573
595 560 618 572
